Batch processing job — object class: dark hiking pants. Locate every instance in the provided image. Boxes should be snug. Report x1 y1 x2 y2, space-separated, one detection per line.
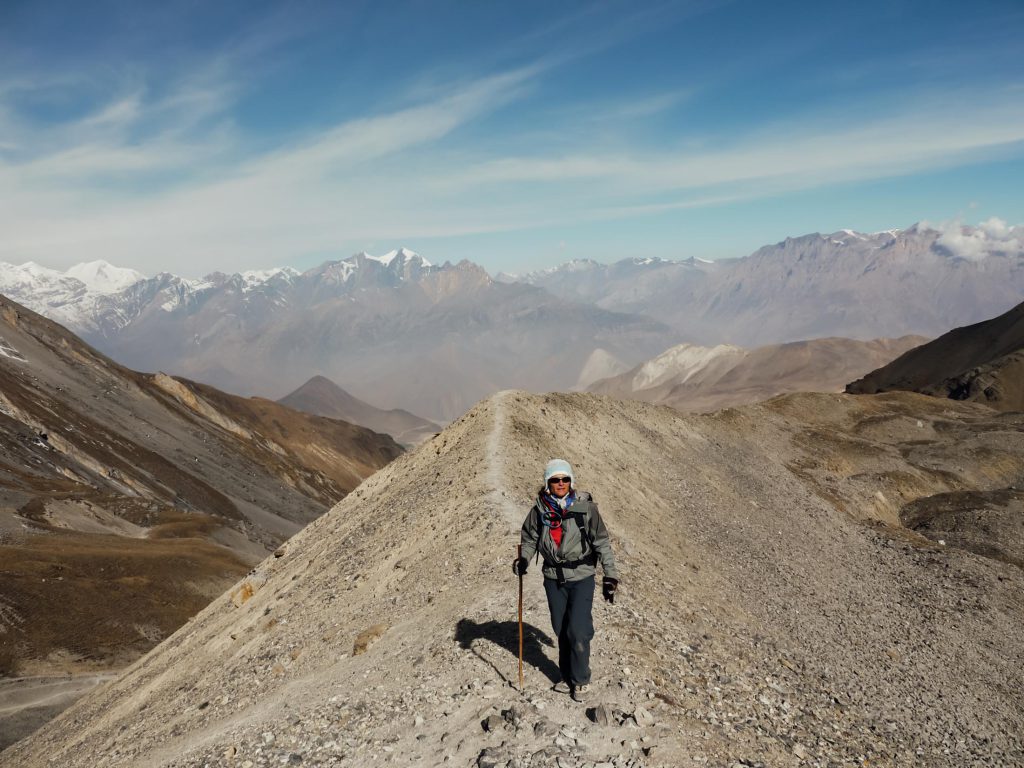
543 575 595 686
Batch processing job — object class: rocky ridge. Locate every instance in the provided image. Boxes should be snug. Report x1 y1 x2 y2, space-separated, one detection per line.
4 389 1022 767
847 299 1024 412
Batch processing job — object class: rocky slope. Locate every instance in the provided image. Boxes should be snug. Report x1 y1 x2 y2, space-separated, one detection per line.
847 300 1024 412
4 389 1022 767
279 376 440 446
589 336 926 412
0 295 401 745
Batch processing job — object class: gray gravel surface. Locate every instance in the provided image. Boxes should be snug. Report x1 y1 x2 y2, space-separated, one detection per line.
3 390 1022 767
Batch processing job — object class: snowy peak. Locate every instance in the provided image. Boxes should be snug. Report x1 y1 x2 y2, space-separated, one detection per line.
366 247 431 268
65 260 146 294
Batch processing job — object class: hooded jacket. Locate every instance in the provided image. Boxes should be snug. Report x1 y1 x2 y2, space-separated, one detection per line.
519 491 619 583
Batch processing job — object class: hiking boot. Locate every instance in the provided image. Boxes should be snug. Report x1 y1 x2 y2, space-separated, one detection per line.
551 679 570 694
571 683 590 702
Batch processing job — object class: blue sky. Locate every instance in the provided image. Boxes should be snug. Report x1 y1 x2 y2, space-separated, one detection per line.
1 0 1022 276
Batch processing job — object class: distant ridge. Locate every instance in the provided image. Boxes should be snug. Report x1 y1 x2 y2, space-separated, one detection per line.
847 300 1024 411
279 375 440 446
590 335 928 411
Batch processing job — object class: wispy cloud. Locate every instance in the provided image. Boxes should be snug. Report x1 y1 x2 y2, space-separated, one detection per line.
2 1 1023 276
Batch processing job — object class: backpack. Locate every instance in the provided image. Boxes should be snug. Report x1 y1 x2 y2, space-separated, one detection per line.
535 495 598 584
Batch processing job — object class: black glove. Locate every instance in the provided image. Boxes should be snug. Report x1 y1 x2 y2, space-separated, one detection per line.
602 577 618 603
512 557 529 576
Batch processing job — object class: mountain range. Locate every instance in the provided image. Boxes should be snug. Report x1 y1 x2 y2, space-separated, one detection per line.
1 223 1021 422
508 223 1024 345
0 250 676 422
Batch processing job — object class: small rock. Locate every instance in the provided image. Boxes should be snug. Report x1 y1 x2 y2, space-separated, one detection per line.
414 714 425 727
633 705 654 727
588 704 613 726
483 714 504 732
261 731 275 745
478 748 501 768
223 746 237 759
792 743 808 759
287 754 303 765
534 717 559 737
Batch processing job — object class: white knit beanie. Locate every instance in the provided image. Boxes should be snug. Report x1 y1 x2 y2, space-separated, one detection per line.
544 458 574 486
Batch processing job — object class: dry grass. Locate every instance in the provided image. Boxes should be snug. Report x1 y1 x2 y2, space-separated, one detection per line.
0 647 17 678
0 529 249 674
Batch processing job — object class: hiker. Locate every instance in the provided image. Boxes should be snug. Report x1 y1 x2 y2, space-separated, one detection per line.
513 458 619 702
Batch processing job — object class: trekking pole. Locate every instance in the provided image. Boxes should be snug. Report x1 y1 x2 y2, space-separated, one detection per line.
517 543 524 691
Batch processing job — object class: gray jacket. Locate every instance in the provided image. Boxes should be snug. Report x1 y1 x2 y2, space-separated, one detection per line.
519 491 619 583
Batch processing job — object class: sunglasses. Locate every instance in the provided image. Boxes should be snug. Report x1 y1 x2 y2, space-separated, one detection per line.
547 476 571 485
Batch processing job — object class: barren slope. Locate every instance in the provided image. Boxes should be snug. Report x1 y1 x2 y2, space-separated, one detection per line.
0 296 401 745
3 391 1023 767
848 300 1024 411
591 336 926 412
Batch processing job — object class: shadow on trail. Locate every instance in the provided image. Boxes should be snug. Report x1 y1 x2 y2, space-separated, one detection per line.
455 618 560 686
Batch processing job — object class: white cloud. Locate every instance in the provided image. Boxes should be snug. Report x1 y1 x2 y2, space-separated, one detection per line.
926 217 1023 261
2 42 1024 276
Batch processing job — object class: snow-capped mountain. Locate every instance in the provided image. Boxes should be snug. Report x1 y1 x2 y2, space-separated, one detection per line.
0 248 677 421
0 260 143 333
64 260 146 293
3 223 1021 420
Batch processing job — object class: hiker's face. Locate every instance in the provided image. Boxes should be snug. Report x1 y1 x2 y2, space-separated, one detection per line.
547 476 571 498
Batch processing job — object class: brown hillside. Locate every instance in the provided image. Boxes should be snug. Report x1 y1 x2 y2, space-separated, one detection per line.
847 300 1024 411
591 336 926 412
0 295 401 747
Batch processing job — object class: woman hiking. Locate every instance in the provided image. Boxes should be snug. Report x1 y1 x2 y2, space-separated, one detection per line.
513 459 619 702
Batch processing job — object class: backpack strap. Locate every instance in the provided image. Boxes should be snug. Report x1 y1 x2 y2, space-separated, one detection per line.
536 498 598 584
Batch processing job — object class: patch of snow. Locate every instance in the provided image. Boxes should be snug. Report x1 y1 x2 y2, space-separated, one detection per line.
0 337 26 362
239 267 299 292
